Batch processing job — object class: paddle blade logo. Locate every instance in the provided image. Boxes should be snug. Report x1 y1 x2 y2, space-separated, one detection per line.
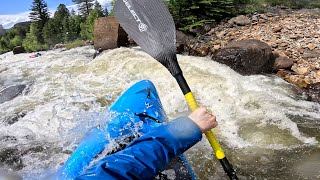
138 23 148 32
122 0 148 32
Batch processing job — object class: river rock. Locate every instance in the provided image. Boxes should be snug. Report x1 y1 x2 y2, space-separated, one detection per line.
176 30 195 54
186 44 210 57
0 84 27 104
228 15 251 26
85 40 93 45
251 15 259 22
285 75 310 88
94 17 128 50
185 8 320 102
12 46 25 55
54 43 65 49
274 56 294 70
307 43 317 50
195 46 210 57
176 30 193 44
212 39 275 75
189 26 206 35
0 24 5 36
273 25 283 33
292 66 309 75
302 49 320 59
259 14 269 20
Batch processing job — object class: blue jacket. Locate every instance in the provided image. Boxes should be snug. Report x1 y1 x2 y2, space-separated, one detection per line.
75 117 202 179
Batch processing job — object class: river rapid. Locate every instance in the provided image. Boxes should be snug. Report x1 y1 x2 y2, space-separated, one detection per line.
0 46 319 179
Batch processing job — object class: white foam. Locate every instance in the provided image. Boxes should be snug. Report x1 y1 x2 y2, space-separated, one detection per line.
1 46 319 177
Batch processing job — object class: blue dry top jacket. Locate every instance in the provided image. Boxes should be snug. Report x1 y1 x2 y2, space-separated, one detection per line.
76 116 203 180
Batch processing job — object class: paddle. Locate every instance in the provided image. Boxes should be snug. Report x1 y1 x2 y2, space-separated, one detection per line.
114 0 238 179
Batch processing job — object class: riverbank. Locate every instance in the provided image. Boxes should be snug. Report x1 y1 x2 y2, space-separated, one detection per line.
179 8 320 103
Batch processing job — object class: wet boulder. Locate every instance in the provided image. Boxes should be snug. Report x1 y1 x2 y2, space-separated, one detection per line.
12 46 25 55
0 84 27 104
94 17 128 50
212 39 275 75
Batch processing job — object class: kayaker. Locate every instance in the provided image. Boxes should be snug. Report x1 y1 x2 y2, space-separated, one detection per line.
76 106 217 179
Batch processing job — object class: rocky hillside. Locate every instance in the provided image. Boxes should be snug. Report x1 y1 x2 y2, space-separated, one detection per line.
179 8 320 102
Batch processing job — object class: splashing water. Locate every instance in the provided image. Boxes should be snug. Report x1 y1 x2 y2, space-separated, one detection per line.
0 46 319 179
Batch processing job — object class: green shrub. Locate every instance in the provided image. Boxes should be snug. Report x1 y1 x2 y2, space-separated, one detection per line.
22 23 48 52
10 35 23 48
65 39 86 49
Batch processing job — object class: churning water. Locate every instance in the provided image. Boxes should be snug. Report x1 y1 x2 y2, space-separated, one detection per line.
0 46 319 179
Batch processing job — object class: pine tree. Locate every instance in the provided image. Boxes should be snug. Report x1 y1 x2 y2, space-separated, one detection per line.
54 4 70 23
80 8 103 40
29 0 50 42
43 19 60 46
72 0 95 18
167 0 189 28
103 6 109 17
23 23 47 51
67 15 82 41
53 4 71 43
167 0 235 31
94 0 104 17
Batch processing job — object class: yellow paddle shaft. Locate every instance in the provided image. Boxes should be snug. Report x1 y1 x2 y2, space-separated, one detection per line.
184 92 225 159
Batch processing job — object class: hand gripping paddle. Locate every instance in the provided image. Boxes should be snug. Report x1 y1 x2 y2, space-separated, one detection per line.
114 0 238 179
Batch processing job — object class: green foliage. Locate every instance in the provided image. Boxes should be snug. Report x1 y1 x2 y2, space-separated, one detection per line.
42 4 82 45
168 0 235 32
43 19 61 46
29 0 50 42
42 4 72 45
72 0 95 18
54 4 70 23
0 36 9 54
65 39 86 49
10 36 23 47
0 0 108 54
0 26 28 54
67 15 82 41
80 8 103 40
23 23 47 52
167 0 320 32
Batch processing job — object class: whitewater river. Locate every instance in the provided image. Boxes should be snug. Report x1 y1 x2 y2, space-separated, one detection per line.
0 46 319 179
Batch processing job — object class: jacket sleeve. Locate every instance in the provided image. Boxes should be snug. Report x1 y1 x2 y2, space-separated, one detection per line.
75 116 202 180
